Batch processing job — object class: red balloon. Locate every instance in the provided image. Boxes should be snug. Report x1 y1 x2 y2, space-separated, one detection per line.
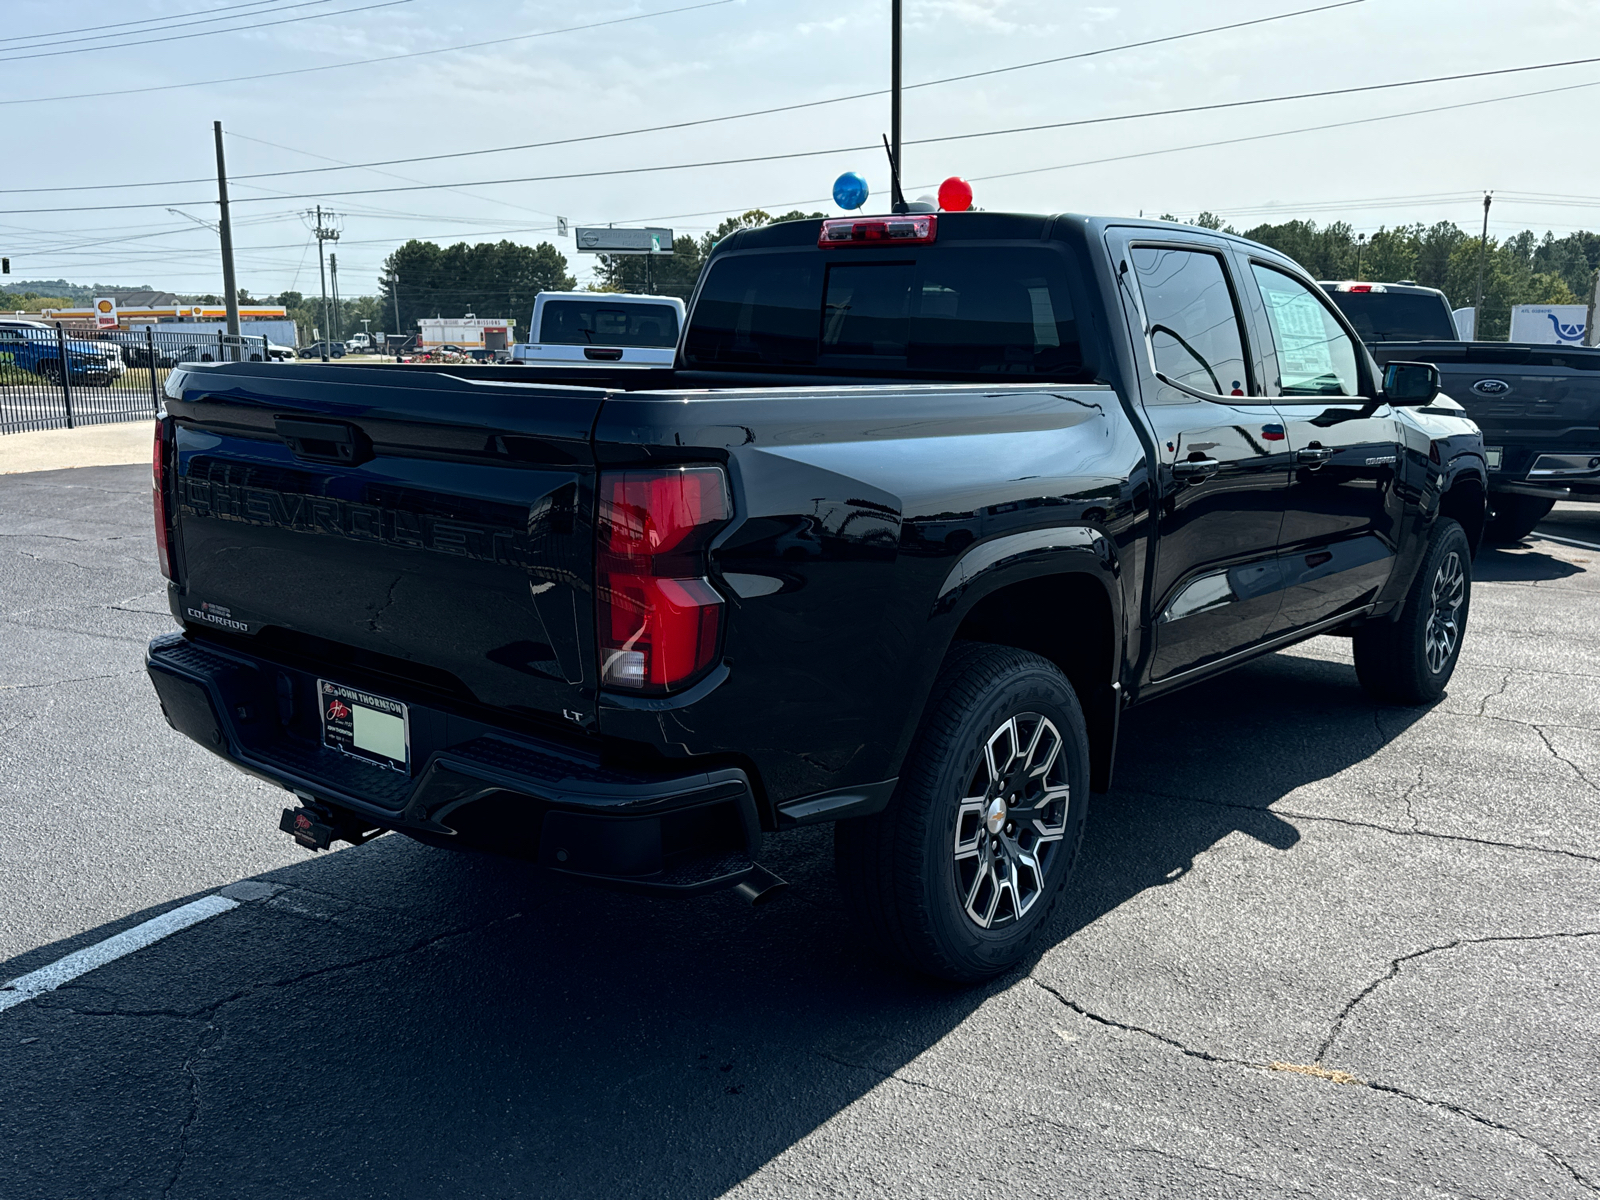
938 176 973 212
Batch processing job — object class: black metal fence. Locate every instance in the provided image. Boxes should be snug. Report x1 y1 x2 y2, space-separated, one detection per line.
0 324 270 435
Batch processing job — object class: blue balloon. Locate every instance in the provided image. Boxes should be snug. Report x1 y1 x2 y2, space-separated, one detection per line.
832 172 869 211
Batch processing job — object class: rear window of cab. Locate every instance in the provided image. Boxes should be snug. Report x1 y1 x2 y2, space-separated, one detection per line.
684 245 1093 381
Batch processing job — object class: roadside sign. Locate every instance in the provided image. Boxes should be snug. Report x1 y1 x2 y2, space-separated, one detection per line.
557 216 569 237
1509 304 1587 345
574 227 674 255
94 298 117 329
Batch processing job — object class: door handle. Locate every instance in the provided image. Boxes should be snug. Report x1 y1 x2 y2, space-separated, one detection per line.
1295 446 1334 466
1171 457 1221 482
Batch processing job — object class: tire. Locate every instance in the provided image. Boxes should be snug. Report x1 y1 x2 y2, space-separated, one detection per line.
1483 494 1554 544
834 642 1091 982
1353 518 1471 705
35 359 61 383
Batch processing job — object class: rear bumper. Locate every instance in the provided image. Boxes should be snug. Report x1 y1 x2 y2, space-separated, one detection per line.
146 632 763 895
1488 446 1600 498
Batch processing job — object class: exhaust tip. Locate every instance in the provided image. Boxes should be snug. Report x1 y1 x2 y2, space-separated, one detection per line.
735 864 789 906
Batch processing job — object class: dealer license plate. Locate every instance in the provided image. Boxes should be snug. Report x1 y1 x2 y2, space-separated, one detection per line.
318 680 410 774
1485 446 1503 470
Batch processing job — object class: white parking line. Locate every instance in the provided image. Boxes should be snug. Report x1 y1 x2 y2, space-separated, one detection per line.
1535 531 1600 554
0 894 238 1014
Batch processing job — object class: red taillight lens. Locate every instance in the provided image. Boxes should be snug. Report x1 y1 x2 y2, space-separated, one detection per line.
152 418 177 581
818 214 937 246
597 467 730 691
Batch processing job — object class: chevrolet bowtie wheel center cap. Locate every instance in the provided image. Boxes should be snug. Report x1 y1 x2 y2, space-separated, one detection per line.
985 797 1009 837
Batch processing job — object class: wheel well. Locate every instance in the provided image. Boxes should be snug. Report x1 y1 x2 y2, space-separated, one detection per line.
1440 476 1485 555
953 572 1119 791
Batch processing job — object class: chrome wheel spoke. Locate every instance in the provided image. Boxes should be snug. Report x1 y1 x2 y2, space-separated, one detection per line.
1424 551 1466 675
952 711 1071 930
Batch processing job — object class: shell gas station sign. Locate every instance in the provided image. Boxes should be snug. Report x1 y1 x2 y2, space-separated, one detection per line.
94 298 118 329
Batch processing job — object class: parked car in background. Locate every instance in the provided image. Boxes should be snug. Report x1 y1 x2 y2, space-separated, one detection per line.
297 341 346 359
0 325 114 385
266 343 296 361
509 292 684 366
1322 279 1600 542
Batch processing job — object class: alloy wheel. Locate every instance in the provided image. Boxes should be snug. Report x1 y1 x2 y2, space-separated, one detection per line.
953 713 1070 929
1425 550 1465 674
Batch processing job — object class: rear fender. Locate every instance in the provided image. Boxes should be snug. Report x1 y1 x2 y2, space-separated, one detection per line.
895 531 1126 792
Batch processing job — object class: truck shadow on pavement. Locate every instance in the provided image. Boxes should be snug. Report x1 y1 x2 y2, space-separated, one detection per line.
4 650 1428 1200
1473 543 1586 583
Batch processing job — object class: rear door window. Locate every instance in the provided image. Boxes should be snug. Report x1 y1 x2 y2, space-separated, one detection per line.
539 301 679 347
1129 246 1250 397
684 246 1088 379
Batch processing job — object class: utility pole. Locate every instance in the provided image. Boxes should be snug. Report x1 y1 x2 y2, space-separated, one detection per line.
212 121 241 353
389 272 401 353
308 206 340 362
1356 233 1366 282
889 0 906 213
330 253 341 341
1473 192 1493 336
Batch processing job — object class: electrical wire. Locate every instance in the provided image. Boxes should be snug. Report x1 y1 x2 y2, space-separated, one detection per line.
26 61 1600 217
0 0 737 107
0 0 337 54
0 0 1363 192
961 76 1600 189
0 0 413 64
0 0 295 46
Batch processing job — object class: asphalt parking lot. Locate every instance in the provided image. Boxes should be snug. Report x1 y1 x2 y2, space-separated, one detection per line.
2 462 1597 1199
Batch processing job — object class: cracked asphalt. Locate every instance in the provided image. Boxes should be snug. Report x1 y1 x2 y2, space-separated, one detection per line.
3 463 1598 1199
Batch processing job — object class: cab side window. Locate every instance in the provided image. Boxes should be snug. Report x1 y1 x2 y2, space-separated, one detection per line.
1250 264 1363 398
1131 246 1250 397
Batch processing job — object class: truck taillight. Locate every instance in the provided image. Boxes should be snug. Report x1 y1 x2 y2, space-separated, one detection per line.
818 214 937 246
152 417 177 581
597 467 730 692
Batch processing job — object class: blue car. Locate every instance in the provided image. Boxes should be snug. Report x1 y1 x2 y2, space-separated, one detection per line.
0 325 113 385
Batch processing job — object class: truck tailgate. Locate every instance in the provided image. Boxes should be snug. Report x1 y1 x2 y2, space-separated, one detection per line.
1373 342 1600 463
165 363 602 728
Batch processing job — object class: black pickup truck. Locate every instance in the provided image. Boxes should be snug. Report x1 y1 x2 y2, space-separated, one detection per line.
146 213 1485 980
1322 279 1600 542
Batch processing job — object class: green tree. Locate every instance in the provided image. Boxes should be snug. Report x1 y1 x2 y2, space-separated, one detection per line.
378 238 575 334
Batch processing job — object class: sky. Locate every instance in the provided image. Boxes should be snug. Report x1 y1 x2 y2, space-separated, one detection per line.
4 0 1600 308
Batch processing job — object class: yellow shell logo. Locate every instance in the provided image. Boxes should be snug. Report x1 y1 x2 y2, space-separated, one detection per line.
97 300 113 313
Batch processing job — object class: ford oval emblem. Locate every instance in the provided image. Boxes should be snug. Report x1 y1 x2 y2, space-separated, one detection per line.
1472 378 1511 396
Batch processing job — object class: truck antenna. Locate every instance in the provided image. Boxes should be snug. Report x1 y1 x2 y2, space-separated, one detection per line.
882 134 906 214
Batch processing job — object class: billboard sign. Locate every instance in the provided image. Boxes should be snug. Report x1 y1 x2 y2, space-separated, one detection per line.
1509 304 1588 345
574 227 674 255
93 297 117 329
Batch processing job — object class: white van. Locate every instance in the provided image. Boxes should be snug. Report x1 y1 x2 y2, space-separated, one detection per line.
510 292 684 367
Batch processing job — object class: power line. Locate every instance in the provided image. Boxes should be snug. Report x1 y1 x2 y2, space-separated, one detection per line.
0 0 1363 192
0 0 413 64
962 75 1600 188
226 130 560 222
0 0 336 53
0 0 737 107
0 0 295 45
16 56 1600 216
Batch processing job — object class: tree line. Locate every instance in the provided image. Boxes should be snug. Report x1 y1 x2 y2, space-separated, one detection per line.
1180 213 1600 341
16 209 1597 347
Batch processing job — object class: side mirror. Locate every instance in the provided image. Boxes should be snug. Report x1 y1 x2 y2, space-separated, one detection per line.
1383 360 1440 405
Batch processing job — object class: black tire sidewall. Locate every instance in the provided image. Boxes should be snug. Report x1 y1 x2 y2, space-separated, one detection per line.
906 651 1090 979
1392 519 1472 700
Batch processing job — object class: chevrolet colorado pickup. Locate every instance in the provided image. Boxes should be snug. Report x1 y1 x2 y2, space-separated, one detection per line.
1322 279 1600 542
146 213 1485 980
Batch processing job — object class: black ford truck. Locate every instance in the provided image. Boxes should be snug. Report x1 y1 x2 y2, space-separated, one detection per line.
147 214 1485 980
1322 279 1600 542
